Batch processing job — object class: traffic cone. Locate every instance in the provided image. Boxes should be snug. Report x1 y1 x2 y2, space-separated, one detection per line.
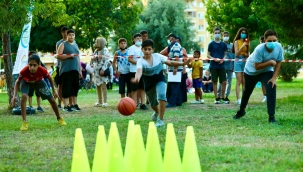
182 126 201 172
124 120 135 171
108 122 125 172
71 128 91 172
145 122 164 172
92 125 108 172
128 125 146 172
163 123 182 172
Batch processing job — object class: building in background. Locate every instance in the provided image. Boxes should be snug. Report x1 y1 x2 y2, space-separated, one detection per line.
142 0 211 59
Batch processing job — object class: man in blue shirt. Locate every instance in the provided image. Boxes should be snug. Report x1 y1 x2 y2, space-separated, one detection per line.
233 30 284 123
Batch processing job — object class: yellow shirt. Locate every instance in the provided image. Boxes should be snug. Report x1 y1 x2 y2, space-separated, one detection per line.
237 39 248 56
190 60 203 79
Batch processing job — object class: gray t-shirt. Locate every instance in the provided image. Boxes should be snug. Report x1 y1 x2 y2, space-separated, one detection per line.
244 43 284 76
59 41 80 75
56 39 64 67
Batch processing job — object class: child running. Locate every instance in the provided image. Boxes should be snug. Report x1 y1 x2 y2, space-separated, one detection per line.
132 39 191 127
10 54 67 131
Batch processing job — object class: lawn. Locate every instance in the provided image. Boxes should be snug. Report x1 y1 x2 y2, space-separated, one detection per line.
0 78 303 172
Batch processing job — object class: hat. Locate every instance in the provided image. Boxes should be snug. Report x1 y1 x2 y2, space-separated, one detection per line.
166 33 177 38
176 36 182 42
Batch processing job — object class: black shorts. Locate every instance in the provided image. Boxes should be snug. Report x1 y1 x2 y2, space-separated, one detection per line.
118 73 131 94
21 80 52 100
129 72 144 91
55 66 62 86
28 86 40 97
61 70 79 98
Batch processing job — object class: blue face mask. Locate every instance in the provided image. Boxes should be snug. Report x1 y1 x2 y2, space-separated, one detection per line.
135 41 142 47
240 33 247 39
266 42 278 50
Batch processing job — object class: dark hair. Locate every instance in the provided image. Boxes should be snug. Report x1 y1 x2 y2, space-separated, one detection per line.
264 30 277 39
223 31 229 35
118 38 127 44
132 33 142 40
194 50 201 56
140 30 148 35
28 54 41 64
28 51 37 56
67 29 75 35
232 27 250 53
213 27 220 33
61 26 69 32
142 39 154 48
260 36 265 40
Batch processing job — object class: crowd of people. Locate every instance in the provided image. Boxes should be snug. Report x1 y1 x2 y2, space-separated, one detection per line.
9 25 284 130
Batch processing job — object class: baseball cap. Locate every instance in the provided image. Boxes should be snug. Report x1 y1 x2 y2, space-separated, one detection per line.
166 33 177 38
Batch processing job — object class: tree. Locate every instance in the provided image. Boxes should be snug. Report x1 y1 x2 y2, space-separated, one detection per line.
201 0 270 40
135 0 200 53
0 0 72 106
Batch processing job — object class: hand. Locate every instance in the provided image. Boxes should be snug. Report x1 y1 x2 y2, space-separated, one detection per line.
10 97 17 107
198 78 202 82
116 70 121 77
173 68 178 75
214 58 220 63
267 77 277 88
52 90 60 100
79 73 83 79
184 58 192 66
219 58 224 64
70 54 75 58
243 42 249 46
131 77 139 84
270 60 277 67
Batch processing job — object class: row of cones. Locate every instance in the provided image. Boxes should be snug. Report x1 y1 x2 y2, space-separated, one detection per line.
71 121 201 172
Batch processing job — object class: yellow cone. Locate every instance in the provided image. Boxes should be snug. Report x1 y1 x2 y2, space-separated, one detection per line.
71 128 91 172
124 120 135 171
163 123 182 172
92 125 108 172
145 122 164 172
182 126 202 172
108 122 125 172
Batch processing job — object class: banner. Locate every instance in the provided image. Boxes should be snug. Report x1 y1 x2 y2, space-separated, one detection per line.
13 16 32 75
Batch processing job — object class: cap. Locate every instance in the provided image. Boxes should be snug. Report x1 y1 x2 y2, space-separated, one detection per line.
176 36 182 42
166 33 177 39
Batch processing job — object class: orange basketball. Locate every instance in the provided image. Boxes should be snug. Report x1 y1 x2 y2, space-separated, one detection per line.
117 97 136 116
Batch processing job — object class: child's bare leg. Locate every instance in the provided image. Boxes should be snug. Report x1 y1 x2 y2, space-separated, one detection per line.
196 88 202 100
37 96 41 107
21 94 28 121
158 100 166 120
48 98 60 119
28 96 33 107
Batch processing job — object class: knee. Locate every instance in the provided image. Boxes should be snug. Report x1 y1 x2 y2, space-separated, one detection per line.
21 94 28 101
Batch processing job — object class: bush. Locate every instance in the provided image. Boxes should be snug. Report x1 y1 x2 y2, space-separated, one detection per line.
278 51 302 82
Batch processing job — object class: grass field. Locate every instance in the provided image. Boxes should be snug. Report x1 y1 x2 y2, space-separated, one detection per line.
0 78 303 172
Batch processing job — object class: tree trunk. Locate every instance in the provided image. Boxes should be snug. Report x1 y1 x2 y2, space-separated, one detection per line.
2 30 20 107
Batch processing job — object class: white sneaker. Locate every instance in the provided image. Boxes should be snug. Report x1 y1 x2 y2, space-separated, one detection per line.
191 100 201 104
155 118 165 127
262 96 267 103
200 99 205 104
102 103 108 107
94 102 102 106
236 99 241 105
151 112 158 121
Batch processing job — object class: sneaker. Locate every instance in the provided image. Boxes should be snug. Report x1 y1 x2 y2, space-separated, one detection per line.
94 102 102 107
72 104 81 111
268 116 276 123
37 106 44 112
219 98 225 104
236 99 241 105
233 110 246 119
58 105 62 110
262 96 267 103
63 105 73 112
146 100 150 105
151 112 158 121
191 100 201 104
166 103 176 108
102 103 108 107
155 118 165 127
20 121 28 131
140 104 148 110
137 103 141 108
58 117 67 126
214 98 221 104
200 99 205 104
224 97 230 104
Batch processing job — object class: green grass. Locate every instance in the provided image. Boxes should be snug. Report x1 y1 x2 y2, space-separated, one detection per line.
0 79 303 172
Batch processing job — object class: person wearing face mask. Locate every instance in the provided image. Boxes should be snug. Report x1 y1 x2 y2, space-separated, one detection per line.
232 27 250 105
91 37 111 107
233 30 283 123
217 31 235 104
128 33 149 110
207 27 228 104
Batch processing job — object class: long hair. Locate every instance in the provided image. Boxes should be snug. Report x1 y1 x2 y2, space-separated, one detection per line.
232 27 250 53
95 38 106 50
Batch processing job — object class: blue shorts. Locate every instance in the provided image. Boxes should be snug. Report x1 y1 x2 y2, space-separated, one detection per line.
234 56 246 72
21 80 53 100
146 81 167 107
192 78 202 88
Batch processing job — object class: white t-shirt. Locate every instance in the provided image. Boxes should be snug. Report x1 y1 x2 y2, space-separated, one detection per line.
128 45 143 72
244 43 284 76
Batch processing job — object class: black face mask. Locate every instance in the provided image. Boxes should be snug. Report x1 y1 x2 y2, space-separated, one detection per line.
120 47 127 50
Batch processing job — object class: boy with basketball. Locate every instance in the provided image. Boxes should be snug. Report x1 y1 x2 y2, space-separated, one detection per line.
132 39 191 127
10 54 67 131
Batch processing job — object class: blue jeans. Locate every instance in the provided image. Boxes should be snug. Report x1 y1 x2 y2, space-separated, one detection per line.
218 70 233 97
167 82 182 106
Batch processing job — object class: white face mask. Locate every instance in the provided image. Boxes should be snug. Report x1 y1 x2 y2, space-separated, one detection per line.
167 40 171 45
214 34 221 39
223 37 229 42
